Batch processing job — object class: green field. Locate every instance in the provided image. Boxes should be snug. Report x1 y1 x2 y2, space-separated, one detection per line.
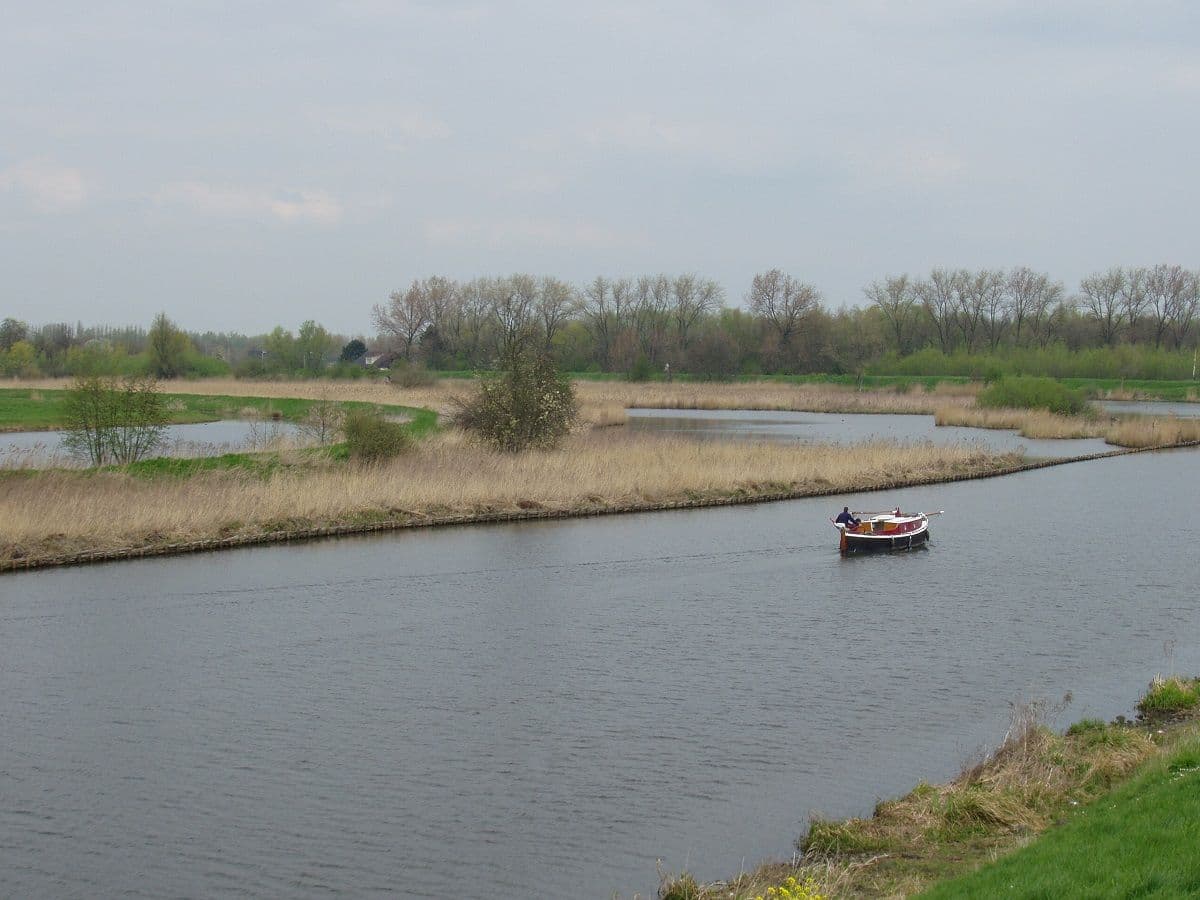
0 388 436 435
920 734 1200 898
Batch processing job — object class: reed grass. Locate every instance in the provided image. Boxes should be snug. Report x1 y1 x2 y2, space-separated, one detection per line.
1102 416 1200 449
935 406 1105 440
936 405 1200 448
0 432 1014 565
575 381 977 415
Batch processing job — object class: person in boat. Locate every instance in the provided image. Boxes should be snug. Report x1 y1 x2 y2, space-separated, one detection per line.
835 507 861 528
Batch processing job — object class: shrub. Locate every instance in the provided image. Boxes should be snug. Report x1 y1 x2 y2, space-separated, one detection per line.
297 398 346 446
342 408 411 461
454 346 577 452
977 376 1091 416
62 374 168 465
387 360 438 388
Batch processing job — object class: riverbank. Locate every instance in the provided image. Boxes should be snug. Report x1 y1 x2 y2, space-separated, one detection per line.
660 677 1200 899
0 433 1022 571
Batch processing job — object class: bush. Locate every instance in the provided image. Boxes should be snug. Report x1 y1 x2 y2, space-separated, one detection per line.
297 398 346 446
454 346 577 452
342 408 411 461
977 376 1092 416
387 360 438 388
627 353 654 382
62 374 169 465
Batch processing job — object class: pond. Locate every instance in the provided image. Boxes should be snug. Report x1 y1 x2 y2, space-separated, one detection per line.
0 419 304 466
2 447 1198 898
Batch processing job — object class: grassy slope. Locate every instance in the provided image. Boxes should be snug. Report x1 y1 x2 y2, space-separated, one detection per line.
920 735 1200 899
0 387 435 434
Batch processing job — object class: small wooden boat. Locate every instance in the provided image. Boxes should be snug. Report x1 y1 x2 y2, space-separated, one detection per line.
832 509 942 553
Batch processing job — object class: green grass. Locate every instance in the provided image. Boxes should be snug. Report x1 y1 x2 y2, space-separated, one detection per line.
0 388 436 434
1138 677 1200 715
919 735 1200 899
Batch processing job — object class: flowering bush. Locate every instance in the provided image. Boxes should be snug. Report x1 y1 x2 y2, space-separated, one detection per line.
453 345 577 452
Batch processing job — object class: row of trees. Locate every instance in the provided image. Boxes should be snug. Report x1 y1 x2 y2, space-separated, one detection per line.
372 267 1199 376
0 313 364 380
5 264 1199 382
866 265 1199 356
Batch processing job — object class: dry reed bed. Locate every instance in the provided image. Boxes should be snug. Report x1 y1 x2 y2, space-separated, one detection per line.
0 433 1014 565
936 405 1200 448
575 380 978 414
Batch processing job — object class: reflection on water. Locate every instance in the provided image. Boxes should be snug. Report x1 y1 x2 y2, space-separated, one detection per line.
0 419 303 466
2 449 1199 898
628 408 1114 458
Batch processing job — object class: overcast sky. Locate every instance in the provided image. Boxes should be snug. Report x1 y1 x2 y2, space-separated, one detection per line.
3 1 1199 335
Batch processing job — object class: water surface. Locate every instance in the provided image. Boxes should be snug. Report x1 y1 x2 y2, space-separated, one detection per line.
0 419 302 466
628 408 1113 458
2 449 1198 897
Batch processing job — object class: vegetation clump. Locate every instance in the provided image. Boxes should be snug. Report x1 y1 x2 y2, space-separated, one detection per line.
976 376 1092 416
342 408 411 461
454 344 577 451
62 374 168 465
1137 675 1200 717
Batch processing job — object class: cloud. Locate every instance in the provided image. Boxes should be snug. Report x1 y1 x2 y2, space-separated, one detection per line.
424 216 640 250
0 159 88 212
155 182 343 225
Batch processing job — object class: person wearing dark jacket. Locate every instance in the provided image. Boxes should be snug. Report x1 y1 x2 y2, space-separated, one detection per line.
835 507 860 527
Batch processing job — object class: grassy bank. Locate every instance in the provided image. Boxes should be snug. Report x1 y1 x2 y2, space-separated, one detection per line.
660 678 1200 900
0 432 1017 568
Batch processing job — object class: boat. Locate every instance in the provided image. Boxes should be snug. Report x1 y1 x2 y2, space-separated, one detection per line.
832 509 942 553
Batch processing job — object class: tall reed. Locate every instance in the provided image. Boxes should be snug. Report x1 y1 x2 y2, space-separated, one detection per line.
0 433 1014 563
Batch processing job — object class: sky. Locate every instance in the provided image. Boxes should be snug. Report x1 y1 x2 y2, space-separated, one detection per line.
3 1 1199 335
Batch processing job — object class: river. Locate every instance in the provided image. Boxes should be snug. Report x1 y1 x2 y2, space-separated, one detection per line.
1 447 1198 897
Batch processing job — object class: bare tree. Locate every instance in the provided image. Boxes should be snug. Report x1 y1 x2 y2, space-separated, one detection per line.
489 274 538 356
1007 268 1063 347
1118 266 1149 336
1144 264 1189 349
954 269 1004 353
863 274 916 354
747 269 820 349
975 270 1010 351
1078 268 1125 346
915 268 960 353
671 274 722 350
536 277 578 350
1168 271 1199 349
581 276 615 369
374 281 431 360
632 274 672 361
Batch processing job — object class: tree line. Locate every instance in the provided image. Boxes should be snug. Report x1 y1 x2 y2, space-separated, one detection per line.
374 266 1200 377
3 265 1198 381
